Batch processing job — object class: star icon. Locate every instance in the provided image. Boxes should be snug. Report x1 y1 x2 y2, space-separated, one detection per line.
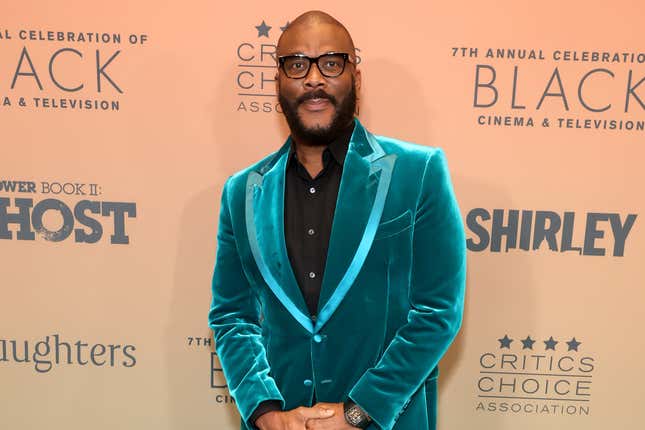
255 20 272 38
280 21 290 32
544 336 558 351
566 337 582 351
521 336 536 350
498 335 513 349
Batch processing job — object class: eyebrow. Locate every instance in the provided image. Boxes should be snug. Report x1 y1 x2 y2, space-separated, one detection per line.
279 51 342 57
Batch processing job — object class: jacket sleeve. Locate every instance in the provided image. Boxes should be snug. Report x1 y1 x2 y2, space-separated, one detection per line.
348 149 467 430
208 178 285 426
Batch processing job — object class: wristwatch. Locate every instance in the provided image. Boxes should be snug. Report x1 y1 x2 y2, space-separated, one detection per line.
343 400 371 429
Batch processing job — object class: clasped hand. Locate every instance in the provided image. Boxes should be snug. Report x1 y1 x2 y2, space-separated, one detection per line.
255 402 356 430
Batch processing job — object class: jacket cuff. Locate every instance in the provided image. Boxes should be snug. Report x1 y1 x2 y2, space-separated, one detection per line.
249 400 283 427
349 383 397 430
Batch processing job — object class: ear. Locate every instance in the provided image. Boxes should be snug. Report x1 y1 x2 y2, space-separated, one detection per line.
353 67 362 94
275 72 280 97
353 68 362 116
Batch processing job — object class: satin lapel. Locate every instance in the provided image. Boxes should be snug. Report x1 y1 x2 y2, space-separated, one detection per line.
245 141 314 334
315 121 396 333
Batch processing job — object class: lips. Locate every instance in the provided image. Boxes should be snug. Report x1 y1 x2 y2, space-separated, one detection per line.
301 98 332 112
296 90 336 113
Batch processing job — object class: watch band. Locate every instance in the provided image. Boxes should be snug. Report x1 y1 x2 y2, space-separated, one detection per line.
343 400 371 429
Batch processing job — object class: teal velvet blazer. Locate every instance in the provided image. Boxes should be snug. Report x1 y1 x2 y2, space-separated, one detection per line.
209 119 466 430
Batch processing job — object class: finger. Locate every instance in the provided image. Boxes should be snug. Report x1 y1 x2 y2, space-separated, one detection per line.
305 417 335 430
298 406 335 419
313 403 337 414
304 418 325 430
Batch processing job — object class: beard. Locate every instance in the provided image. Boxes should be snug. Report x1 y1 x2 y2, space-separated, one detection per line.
278 77 357 147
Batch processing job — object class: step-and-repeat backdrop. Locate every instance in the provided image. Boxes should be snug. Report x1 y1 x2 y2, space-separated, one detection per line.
1 1 642 429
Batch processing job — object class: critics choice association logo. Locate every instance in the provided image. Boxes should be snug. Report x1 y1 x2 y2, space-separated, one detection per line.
476 333 595 416
235 19 361 114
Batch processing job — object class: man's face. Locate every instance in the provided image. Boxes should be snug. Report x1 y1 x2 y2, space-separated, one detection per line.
276 22 361 145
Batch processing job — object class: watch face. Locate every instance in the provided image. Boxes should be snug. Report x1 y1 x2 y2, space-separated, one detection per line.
345 405 365 426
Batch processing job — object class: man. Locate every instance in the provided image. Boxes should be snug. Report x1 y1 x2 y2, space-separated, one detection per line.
209 10 466 430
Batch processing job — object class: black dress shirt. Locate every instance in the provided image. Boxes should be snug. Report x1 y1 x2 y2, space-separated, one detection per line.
284 123 353 316
250 121 354 425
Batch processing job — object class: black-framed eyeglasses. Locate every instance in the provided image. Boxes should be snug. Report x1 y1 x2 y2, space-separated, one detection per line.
278 52 352 79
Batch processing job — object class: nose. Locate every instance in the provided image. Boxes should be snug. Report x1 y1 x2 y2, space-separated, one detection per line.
303 61 326 89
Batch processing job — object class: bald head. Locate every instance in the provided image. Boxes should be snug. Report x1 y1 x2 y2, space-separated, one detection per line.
277 10 356 59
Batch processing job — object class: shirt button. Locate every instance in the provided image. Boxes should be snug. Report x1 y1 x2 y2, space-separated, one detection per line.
308 272 316 279
303 379 313 387
313 334 322 343
309 187 316 194
307 228 315 236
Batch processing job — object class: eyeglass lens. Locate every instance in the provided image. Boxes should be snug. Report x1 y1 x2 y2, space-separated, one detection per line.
282 54 346 78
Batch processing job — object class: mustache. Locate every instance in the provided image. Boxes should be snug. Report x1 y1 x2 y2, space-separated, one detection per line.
296 90 337 106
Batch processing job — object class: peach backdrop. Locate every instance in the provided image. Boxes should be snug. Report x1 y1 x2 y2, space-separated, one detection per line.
1 1 642 429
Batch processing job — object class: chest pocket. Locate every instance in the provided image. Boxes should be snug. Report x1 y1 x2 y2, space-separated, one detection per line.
374 209 413 241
